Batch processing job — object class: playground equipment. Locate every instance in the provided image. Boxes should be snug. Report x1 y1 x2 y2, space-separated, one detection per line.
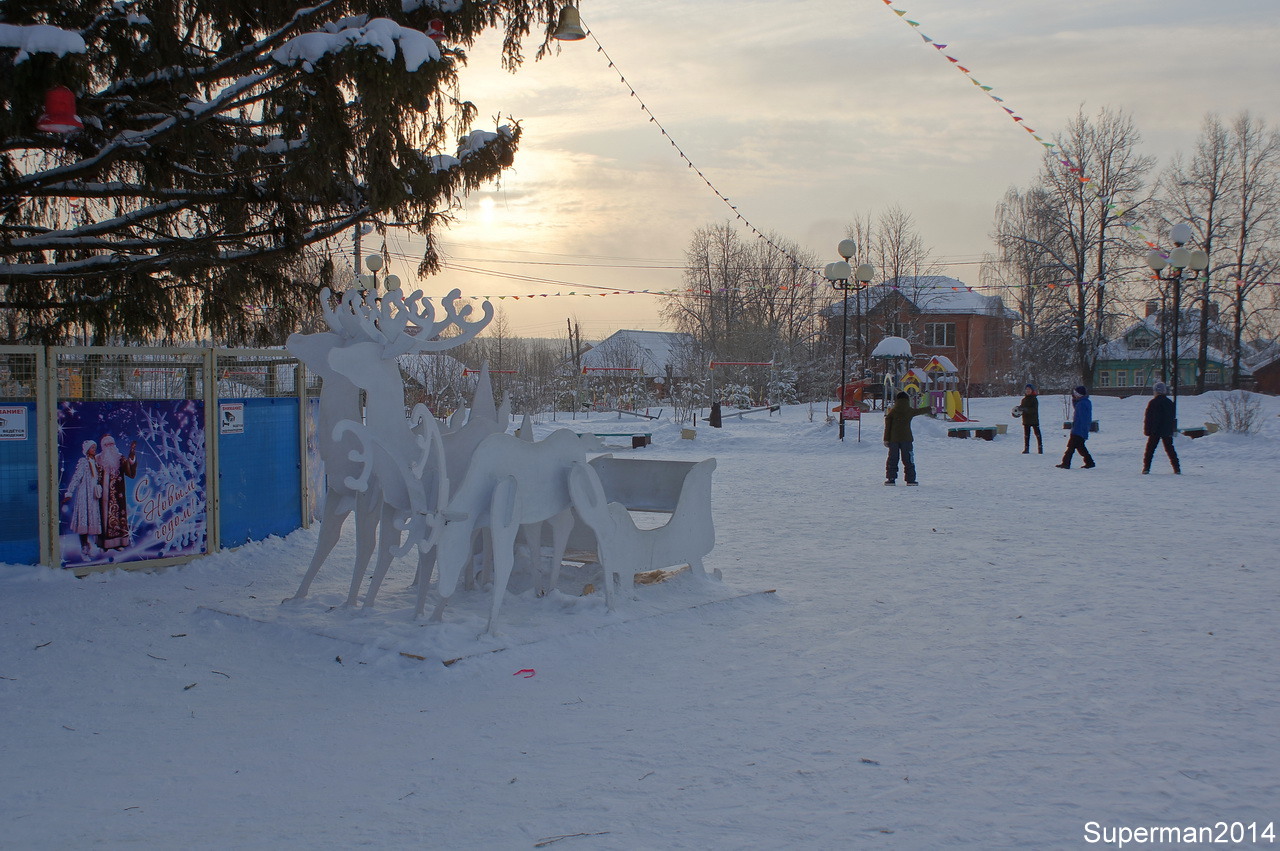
900 368 928 407
869 336 912 408
833 379 869 420
923 355 967 420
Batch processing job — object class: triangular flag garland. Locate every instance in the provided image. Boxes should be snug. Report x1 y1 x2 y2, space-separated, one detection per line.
877 0 1195 275
401 7 1280 310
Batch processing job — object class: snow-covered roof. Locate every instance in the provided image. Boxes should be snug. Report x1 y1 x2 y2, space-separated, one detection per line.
1096 318 1248 372
870 336 912 358
825 276 1018 320
925 355 958 373
579 330 695 379
1246 341 1280 372
903 367 931 385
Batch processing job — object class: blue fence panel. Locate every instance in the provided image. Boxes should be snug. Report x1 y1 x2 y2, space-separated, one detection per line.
0 404 40 565
217 397 302 548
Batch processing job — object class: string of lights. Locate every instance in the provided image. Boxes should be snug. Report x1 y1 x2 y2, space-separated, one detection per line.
582 21 829 287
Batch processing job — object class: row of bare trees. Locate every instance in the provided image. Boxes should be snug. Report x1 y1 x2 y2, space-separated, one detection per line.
988 107 1280 390
657 211 944 402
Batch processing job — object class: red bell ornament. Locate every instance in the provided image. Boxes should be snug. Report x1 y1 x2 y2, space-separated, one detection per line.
37 85 83 134
426 18 445 41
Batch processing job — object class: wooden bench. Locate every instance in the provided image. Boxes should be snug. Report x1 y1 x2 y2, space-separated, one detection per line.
1179 422 1219 439
587 432 651 448
947 425 999 441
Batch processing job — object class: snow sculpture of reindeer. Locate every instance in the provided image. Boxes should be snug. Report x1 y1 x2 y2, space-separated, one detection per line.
404 362 510 610
567 457 717 611
430 428 584 635
284 287 492 608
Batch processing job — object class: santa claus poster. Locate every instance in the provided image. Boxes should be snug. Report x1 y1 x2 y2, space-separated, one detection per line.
56 399 207 568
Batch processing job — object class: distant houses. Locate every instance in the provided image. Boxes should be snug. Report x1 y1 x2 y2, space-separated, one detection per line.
1250 343 1280 395
578 329 697 400
821 275 1018 395
1092 303 1265 394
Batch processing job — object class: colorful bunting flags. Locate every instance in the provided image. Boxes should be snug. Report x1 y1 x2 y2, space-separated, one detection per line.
877 0 1168 267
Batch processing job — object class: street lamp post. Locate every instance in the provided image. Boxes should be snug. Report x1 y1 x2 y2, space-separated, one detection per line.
358 252 400 297
824 240 875 441
1145 223 1208 427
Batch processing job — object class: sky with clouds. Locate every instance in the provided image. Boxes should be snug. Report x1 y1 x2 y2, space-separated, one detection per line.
366 0 1280 339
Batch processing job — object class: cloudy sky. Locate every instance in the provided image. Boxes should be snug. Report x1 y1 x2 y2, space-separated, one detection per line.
367 0 1280 339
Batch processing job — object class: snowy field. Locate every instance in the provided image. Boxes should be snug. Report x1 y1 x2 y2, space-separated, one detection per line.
2 391 1277 850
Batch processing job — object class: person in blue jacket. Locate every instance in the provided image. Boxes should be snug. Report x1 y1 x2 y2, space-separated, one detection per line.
1056 385 1096 469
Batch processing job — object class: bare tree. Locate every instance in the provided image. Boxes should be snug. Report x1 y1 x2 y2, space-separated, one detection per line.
1224 113 1280 386
1158 114 1233 392
872 205 938 287
1004 107 1155 386
664 222 822 372
989 186 1077 388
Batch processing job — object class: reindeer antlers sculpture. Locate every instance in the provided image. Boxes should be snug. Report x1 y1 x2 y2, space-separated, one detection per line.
318 287 494 357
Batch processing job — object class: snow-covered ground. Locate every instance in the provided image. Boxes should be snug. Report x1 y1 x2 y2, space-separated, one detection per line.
3 391 1277 850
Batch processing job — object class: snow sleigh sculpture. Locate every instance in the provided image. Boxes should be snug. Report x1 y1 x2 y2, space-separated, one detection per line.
281 285 720 637
567 457 717 612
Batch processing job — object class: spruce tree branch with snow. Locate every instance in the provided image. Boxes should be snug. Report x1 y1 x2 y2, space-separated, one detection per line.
0 1 565 344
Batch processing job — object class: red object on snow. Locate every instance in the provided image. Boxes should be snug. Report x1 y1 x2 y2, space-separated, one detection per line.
832 379 867 413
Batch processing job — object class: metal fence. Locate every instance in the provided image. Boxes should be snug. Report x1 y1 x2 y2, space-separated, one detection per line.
0 345 317 574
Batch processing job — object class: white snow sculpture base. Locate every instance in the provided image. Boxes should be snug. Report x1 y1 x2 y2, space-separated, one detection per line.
210 549 767 665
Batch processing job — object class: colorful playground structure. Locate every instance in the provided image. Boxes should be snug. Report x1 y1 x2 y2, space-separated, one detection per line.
923 355 969 421
832 378 869 421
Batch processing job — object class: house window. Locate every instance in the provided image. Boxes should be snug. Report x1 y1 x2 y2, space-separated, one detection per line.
1099 370 1112 388
1206 369 1220 384
925 322 956 347
886 322 910 339
1130 333 1154 349
1133 369 1146 387
1115 369 1129 386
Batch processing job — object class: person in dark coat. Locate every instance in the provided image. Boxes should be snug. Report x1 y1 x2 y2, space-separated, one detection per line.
1142 381 1180 474
1056 385 1096 469
883 391 932 485
1014 383 1042 454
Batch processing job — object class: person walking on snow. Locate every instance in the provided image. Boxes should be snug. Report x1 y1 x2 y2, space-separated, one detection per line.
1142 381 1180 475
883 391 933 485
1015 383 1042 454
1056 385 1096 469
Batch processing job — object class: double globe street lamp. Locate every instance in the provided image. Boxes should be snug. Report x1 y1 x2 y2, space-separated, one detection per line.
823 239 875 440
1145 223 1208 425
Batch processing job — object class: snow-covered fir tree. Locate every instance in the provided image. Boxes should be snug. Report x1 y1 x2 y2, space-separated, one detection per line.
1 0 567 344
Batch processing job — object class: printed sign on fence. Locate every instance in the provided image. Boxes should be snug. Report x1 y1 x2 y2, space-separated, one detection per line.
0 405 28 440
219 402 245 435
56 399 208 569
